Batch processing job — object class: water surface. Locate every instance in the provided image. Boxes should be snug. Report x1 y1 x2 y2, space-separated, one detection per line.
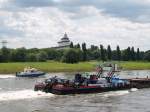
0 70 150 112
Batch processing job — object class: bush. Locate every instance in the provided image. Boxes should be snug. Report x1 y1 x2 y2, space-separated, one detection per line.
11 48 27 62
62 49 80 64
37 51 48 62
144 51 150 61
27 53 37 62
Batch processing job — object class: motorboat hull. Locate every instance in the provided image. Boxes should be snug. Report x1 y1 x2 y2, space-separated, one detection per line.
16 72 46 77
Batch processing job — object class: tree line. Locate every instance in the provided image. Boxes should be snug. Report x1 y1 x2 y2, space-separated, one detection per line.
0 42 150 63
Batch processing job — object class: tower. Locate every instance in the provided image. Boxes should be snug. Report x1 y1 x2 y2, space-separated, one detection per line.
57 33 71 47
1 40 8 48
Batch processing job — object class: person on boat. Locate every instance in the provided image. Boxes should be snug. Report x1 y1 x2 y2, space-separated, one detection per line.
90 75 98 84
23 66 32 72
30 68 37 72
24 67 27 72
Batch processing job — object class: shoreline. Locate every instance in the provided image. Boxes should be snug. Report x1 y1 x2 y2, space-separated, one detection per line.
0 69 150 75
0 61 150 74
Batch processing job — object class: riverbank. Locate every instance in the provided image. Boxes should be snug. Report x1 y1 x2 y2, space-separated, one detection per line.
0 61 150 74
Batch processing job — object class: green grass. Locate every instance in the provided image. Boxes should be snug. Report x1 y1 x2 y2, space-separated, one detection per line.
120 61 150 70
0 61 150 74
0 61 96 74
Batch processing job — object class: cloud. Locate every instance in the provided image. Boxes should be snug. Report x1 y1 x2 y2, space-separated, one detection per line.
1 0 150 22
0 7 76 48
11 0 55 7
0 5 150 50
0 0 150 50
0 0 9 8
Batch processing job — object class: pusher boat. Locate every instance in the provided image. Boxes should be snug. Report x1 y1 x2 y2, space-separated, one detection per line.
34 63 132 95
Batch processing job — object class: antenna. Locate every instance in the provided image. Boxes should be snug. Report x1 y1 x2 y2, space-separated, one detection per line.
1 40 8 48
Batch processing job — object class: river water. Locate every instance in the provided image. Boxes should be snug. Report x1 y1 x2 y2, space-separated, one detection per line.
0 70 150 112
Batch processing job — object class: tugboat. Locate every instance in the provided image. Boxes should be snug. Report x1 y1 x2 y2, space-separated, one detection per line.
16 67 46 77
34 63 131 95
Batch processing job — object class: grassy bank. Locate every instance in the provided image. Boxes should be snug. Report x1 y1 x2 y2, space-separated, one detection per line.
0 61 96 74
0 61 150 74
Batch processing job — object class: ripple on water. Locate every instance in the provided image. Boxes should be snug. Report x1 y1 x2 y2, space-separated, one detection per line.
0 90 55 101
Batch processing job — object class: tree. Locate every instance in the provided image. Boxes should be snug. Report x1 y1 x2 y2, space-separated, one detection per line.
92 50 101 60
76 49 83 61
55 49 65 61
27 53 37 62
139 51 145 60
112 50 118 60
76 43 81 49
116 45 121 61
1 47 10 62
144 51 150 61
91 45 98 51
136 48 140 61
127 47 131 60
27 48 39 54
122 49 129 61
11 48 27 62
131 47 135 61
0 51 3 62
44 48 59 60
62 49 80 63
82 43 87 61
107 45 112 60
122 47 132 61
70 42 74 48
37 51 48 62
100 45 106 61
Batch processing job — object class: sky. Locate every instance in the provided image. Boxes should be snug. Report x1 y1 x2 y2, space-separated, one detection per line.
0 0 150 50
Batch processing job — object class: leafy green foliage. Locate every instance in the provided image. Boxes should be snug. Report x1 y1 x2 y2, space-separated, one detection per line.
82 43 87 61
116 45 121 61
37 51 48 62
1 47 11 62
100 45 106 61
70 42 74 48
107 45 112 60
0 43 148 63
11 48 27 62
144 51 150 61
62 49 80 63
27 53 37 62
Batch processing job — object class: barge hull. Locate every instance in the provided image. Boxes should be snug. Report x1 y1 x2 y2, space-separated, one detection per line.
51 86 131 95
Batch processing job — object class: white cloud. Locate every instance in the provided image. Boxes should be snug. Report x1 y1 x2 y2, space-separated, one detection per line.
0 0 8 7
68 6 150 50
0 5 150 50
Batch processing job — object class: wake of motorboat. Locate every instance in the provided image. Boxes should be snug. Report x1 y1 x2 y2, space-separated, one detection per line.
0 89 55 101
0 75 16 79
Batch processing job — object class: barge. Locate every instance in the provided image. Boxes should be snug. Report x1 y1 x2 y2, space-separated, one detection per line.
34 62 150 95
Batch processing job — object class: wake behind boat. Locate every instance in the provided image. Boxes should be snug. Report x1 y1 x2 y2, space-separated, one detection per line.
16 67 46 77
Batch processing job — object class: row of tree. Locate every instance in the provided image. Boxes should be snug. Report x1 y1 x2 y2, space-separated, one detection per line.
0 47 48 62
0 43 150 63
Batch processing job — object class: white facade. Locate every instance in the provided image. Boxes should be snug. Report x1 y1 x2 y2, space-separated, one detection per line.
58 33 71 47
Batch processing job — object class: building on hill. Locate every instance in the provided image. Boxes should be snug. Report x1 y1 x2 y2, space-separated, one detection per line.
53 33 71 49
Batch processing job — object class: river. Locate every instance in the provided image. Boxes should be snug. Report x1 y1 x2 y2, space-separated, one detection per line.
0 70 150 112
